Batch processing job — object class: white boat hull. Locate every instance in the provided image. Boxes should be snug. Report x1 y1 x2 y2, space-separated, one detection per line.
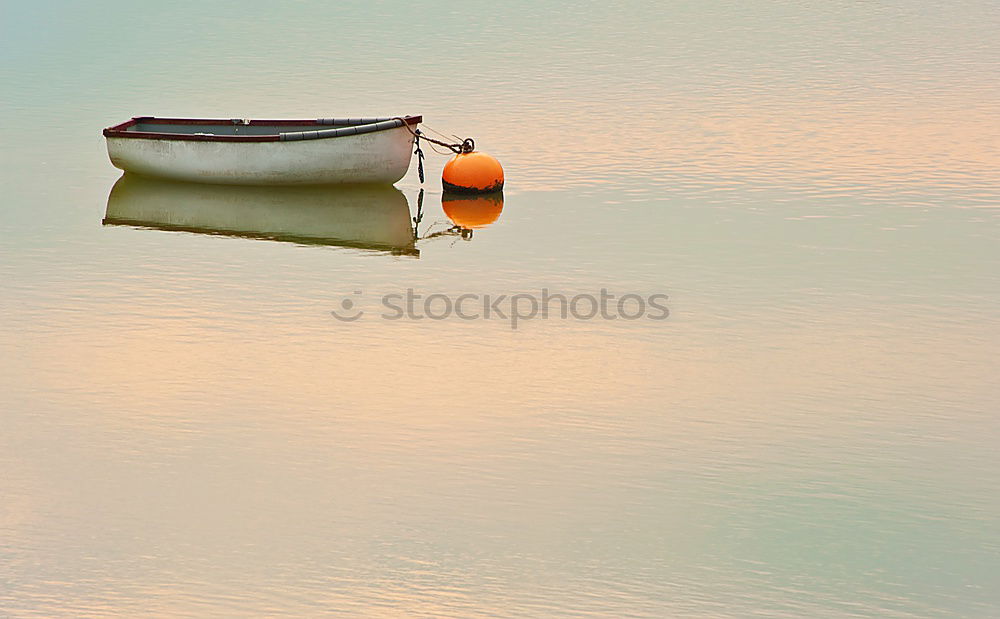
105 122 416 186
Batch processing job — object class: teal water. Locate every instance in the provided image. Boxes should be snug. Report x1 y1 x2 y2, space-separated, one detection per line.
2 1 999 616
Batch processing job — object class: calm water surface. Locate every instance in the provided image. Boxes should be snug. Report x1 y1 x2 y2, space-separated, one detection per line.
2 1 999 616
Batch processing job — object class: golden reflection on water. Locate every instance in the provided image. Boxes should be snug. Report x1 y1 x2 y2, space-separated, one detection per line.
488 98 999 195
13 289 994 449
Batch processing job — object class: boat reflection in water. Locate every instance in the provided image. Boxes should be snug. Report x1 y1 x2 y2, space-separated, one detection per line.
103 173 419 256
416 191 504 242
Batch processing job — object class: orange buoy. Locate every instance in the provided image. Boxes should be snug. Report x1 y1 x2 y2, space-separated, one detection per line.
442 147 504 194
442 191 504 230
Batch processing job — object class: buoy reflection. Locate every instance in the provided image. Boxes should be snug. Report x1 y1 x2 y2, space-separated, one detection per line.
442 191 504 231
410 190 504 244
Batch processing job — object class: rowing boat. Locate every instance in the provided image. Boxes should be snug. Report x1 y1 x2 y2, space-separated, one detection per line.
103 116 421 185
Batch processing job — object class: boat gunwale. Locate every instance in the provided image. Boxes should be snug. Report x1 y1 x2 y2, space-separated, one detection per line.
103 115 422 143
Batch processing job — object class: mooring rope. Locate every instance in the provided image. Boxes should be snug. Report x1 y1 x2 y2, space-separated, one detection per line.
423 138 458 157
394 117 474 155
422 124 462 144
393 118 476 185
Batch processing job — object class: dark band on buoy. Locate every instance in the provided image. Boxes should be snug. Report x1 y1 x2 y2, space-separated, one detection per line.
442 178 504 194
